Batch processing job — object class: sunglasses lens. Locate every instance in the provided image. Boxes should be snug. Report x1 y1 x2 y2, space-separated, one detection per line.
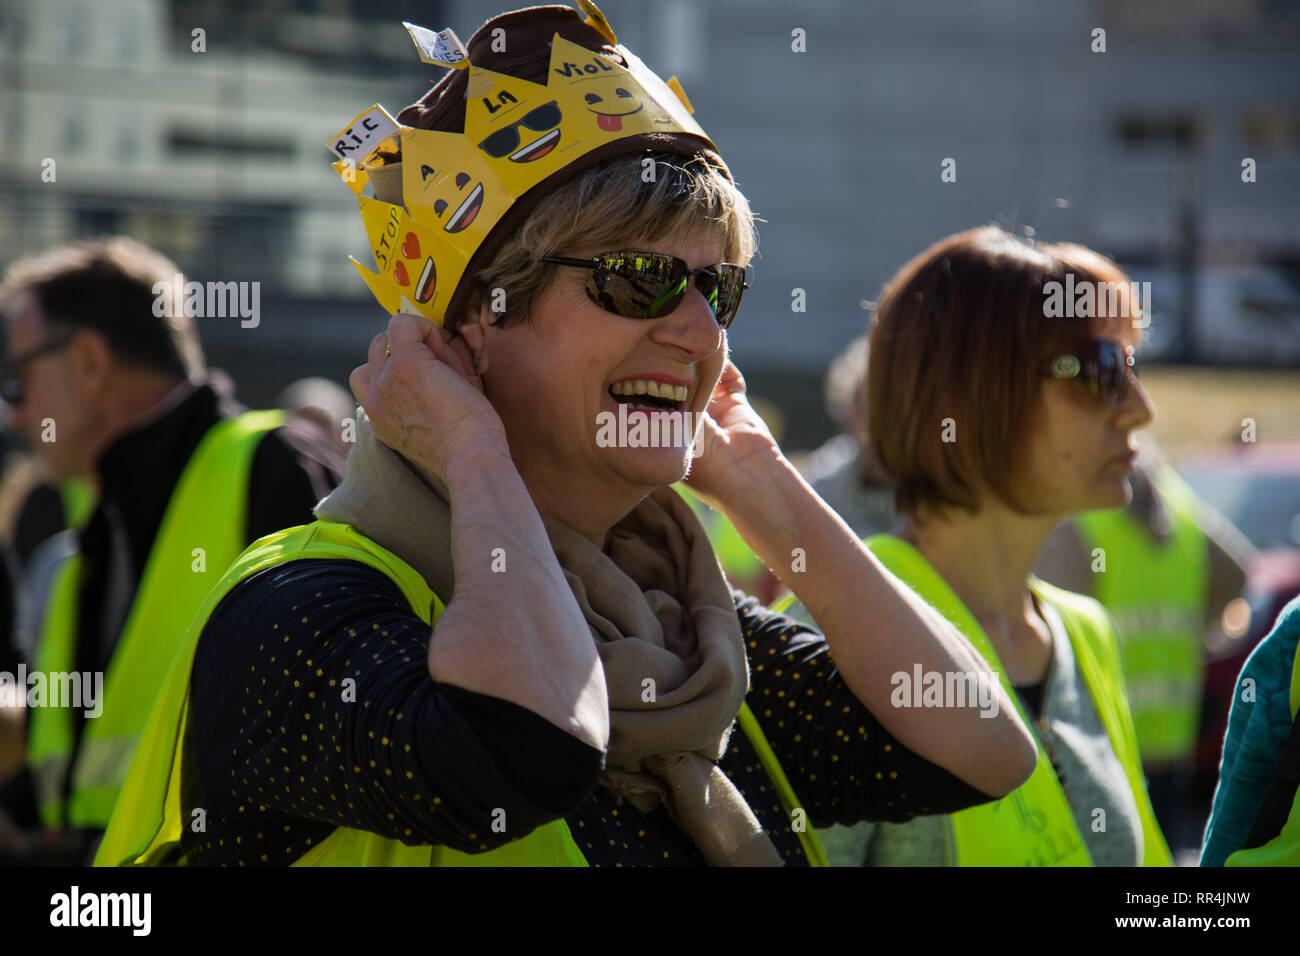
586 253 687 320
1088 342 1134 402
523 102 561 131
480 102 562 158
1047 341 1137 404
712 266 746 328
1104 348 1124 401
566 253 745 327
479 127 518 159
695 272 720 312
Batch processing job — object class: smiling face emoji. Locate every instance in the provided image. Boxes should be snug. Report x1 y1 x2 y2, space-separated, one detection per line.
477 100 564 163
583 85 643 132
426 169 485 233
351 197 445 321
390 228 437 304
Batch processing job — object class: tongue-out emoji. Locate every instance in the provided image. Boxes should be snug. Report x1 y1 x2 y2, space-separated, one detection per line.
393 232 437 304
586 87 644 134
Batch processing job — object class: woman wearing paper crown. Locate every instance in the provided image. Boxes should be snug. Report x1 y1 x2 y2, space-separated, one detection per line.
95 2 1035 868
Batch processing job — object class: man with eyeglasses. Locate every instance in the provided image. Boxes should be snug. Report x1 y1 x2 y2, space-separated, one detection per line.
0 237 342 863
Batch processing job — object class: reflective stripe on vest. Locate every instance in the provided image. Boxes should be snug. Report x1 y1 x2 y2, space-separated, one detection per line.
1072 467 1208 764
28 410 286 830
1225 641 1300 867
95 520 827 867
866 535 1172 867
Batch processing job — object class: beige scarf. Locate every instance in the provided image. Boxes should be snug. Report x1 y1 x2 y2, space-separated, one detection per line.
315 412 782 865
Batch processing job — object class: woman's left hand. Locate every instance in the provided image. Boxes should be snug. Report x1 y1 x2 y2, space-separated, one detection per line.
684 360 781 510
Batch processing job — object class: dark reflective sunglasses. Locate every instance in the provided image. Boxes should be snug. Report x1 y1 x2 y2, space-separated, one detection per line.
1043 340 1138 404
478 101 563 159
0 334 76 405
543 250 748 328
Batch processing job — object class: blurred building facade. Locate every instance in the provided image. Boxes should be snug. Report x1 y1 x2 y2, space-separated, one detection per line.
1 0 1298 442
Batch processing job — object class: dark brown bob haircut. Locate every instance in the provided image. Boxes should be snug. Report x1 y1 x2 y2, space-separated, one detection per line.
867 224 1141 520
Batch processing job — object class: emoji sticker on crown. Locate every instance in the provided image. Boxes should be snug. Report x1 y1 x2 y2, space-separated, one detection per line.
393 231 437 303
351 197 445 323
478 100 563 163
435 172 483 232
583 85 643 132
400 128 503 247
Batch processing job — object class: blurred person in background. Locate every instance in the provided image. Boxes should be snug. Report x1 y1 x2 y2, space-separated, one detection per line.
276 376 356 478
1201 594 1300 866
817 225 1172 866
0 237 342 862
796 332 899 539
1037 445 1254 854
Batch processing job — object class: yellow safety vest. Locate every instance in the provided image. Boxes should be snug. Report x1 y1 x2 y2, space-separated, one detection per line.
58 476 96 530
674 484 767 590
27 411 286 831
95 520 828 867
1225 642 1300 866
1073 466 1208 764
866 535 1171 866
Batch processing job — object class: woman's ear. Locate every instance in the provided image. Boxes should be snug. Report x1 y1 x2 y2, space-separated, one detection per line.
455 290 493 376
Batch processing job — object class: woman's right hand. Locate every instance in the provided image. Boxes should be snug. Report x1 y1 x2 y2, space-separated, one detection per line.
350 312 508 481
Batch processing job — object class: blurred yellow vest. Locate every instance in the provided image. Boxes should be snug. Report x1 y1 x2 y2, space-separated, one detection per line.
865 534 1171 866
28 411 285 830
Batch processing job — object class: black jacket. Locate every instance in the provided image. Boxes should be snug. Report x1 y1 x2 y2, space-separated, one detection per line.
62 382 342 833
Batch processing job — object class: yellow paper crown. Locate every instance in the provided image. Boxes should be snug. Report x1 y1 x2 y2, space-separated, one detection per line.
325 0 715 326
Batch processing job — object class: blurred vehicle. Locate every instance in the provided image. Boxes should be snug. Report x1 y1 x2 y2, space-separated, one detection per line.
1198 266 1300 367
1181 439 1300 813
1122 264 1300 366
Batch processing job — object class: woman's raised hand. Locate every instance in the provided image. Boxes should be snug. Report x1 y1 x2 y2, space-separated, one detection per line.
349 312 508 481
684 360 781 511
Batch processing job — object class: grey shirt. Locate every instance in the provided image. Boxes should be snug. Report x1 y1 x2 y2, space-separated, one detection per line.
817 598 1145 866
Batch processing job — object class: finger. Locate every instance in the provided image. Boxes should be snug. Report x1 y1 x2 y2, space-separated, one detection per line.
416 317 449 354
445 336 482 386
349 364 371 406
424 324 450 364
388 311 429 350
422 323 473 379
718 360 746 394
366 331 388 369
695 408 721 436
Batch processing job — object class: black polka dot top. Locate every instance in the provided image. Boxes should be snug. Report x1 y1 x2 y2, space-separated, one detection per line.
182 561 992 866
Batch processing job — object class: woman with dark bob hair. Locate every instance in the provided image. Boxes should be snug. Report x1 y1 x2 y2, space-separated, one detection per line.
818 225 1174 866
95 4 1036 867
